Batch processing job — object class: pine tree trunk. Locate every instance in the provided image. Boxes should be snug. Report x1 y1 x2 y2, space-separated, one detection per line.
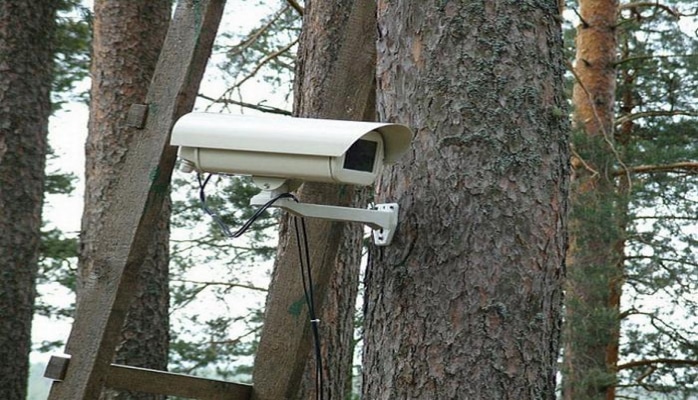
78 2 171 399
563 1 623 399
0 2 56 399
252 1 376 399
362 1 569 398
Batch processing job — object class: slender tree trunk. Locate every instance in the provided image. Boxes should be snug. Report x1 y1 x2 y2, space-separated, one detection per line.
563 1 624 399
0 2 56 399
79 2 171 399
571 0 617 138
252 1 376 399
362 1 569 398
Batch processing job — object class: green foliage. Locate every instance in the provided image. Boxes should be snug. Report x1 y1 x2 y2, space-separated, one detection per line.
168 174 278 379
207 1 301 109
34 224 77 351
37 146 78 337
169 309 262 381
53 0 91 108
615 3 698 396
219 3 299 84
34 140 81 365
38 227 77 292
44 173 76 195
564 0 698 397
45 147 77 195
171 175 278 262
30 0 87 360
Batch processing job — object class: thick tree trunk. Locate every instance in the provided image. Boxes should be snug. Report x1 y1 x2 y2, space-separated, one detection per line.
0 2 56 399
79 2 171 399
563 1 623 399
362 1 569 398
252 1 375 399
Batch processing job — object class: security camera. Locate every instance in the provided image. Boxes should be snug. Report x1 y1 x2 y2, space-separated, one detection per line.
169 112 414 246
170 112 413 189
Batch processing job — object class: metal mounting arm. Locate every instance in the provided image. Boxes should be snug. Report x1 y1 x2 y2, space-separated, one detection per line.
250 192 399 246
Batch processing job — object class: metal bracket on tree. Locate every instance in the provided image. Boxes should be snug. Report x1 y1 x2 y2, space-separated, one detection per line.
250 190 400 246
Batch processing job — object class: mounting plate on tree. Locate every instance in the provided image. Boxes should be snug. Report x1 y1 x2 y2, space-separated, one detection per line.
372 203 399 246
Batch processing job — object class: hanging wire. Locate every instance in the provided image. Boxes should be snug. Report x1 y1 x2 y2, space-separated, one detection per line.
293 215 324 400
197 172 295 238
197 172 325 398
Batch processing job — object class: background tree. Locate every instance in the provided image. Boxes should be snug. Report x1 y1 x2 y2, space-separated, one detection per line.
563 1 623 398
78 1 171 399
362 1 569 398
0 1 58 399
35 0 90 339
563 1 698 398
252 1 376 398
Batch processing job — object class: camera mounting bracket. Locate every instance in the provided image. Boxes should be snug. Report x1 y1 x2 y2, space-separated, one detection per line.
250 190 399 246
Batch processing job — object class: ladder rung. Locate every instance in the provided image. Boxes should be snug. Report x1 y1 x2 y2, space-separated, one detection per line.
45 355 252 400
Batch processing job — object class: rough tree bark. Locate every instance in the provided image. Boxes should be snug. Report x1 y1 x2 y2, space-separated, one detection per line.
0 2 56 399
563 1 623 399
252 1 376 399
79 1 171 399
362 1 569 398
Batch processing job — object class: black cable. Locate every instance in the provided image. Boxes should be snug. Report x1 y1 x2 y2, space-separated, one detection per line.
197 173 295 238
293 215 324 400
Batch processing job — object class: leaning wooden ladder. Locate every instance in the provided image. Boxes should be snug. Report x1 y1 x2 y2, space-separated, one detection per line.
43 1 293 399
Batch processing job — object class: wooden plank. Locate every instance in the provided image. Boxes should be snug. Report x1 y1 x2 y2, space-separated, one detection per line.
107 364 251 400
46 356 251 400
46 1 226 399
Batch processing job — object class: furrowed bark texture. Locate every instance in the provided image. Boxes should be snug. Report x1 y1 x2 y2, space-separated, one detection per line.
80 2 171 399
564 1 623 399
252 1 376 399
362 1 569 398
0 2 56 399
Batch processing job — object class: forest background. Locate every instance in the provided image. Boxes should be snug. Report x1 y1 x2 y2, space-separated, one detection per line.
3 0 696 399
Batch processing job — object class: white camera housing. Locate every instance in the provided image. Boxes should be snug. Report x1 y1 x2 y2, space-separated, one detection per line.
170 112 412 188
169 112 414 246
